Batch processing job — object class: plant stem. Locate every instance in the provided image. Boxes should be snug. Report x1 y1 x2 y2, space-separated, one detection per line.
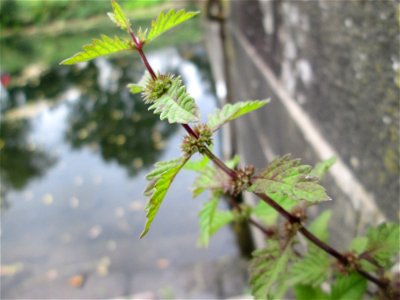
132 40 388 291
227 196 275 238
128 30 157 80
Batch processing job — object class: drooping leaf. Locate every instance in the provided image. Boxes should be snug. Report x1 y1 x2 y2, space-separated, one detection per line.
140 157 189 238
248 154 330 204
198 196 220 247
148 76 199 123
145 9 199 43
364 223 400 268
330 273 367 300
207 100 269 132
60 35 134 65
107 0 131 31
249 241 292 299
310 156 336 180
294 284 329 300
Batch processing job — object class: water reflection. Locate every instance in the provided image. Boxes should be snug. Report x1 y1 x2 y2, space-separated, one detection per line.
0 119 55 209
1 42 248 298
64 59 177 176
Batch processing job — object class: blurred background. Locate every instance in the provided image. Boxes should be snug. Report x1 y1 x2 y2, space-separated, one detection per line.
0 0 250 299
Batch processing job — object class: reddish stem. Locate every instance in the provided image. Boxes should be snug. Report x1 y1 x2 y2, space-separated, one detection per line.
131 34 389 291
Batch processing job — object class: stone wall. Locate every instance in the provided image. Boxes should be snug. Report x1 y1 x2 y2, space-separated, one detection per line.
206 0 399 240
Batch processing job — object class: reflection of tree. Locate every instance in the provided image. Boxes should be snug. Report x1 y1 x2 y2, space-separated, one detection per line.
65 60 177 177
0 120 55 209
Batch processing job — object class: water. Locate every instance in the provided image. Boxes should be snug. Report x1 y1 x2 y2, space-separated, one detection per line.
0 43 248 298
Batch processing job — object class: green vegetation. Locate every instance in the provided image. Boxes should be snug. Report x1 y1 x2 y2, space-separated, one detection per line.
60 1 400 299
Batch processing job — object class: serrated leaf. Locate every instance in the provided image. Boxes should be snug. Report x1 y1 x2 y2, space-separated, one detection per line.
249 241 292 299
60 35 134 65
289 247 330 287
108 0 131 31
146 9 199 43
310 156 336 180
148 76 199 123
207 100 269 132
294 285 329 300
140 157 188 238
309 210 332 242
248 154 330 204
364 223 400 268
198 202 235 247
330 273 367 300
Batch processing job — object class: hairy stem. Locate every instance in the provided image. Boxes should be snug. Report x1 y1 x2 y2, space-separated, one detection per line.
132 39 388 291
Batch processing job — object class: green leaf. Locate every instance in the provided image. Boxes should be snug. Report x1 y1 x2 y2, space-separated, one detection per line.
184 155 210 172
294 285 329 300
310 157 336 180
289 247 330 287
207 100 269 132
251 201 278 226
140 157 188 238
127 72 150 95
191 156 238 198
248 154 330 204
146 9 200 43
191 164 218 198
108 0 131 31
308 210 332 242
364 223 400 268
225 155 241 169
198 196 220 247
330 273 367 300
127 84 143 94
210 210 235 235
249 241 292 299
60 35 134 65
349 237 369 254
198 200 235 246
148 76 199 123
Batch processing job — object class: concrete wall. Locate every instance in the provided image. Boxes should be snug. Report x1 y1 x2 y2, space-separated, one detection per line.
206 0 399 242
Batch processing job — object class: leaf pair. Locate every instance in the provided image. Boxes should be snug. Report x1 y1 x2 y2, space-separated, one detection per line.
61 1 199 65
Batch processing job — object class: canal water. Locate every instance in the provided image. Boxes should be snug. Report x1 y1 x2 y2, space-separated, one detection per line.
0 30 248 299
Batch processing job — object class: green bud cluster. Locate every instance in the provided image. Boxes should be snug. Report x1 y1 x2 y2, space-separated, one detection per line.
227 165 255 196
181 124 213 157
143 73 174 103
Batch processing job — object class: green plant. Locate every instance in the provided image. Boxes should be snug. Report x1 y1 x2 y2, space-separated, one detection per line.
61 1 400 299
